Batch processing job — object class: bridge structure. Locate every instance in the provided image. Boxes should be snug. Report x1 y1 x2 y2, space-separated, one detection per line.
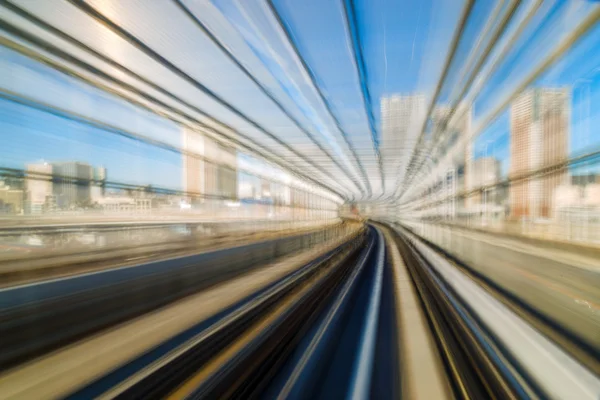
0 1 599 399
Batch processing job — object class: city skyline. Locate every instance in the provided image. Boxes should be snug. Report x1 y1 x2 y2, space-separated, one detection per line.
1 0 599 198
510 88 570 218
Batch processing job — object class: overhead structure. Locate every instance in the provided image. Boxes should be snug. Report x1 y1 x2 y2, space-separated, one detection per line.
1 0 599 208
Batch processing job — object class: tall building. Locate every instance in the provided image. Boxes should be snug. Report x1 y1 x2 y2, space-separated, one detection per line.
216 146 237 199
464 139 475 208
203 135 237 199
429 103 472 152
584 184 600 207
91 166 107 202
270 182 291 206
25 162 53 214
260 179 271 198
96 166 107 193
469 157 507 207
0 181 24 214
238 180 256 199
380 94 426 181
472 157 501 189
572 173 599 186
431 105 451 131
52 161 94 208
182 128 205 202
429 104 474 210
509 88 569 219
182 129 237 202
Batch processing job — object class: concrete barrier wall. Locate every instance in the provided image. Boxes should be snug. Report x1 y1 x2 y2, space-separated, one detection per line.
0 221 363 368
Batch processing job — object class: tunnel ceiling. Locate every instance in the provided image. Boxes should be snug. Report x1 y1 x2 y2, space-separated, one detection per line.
2 0 597 202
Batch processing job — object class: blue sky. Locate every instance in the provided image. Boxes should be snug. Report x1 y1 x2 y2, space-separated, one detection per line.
1 0 599 195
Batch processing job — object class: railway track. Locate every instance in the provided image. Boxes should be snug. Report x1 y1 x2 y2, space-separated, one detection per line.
1 223 598 399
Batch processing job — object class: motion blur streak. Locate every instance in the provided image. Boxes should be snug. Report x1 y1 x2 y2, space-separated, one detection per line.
0 0 599 399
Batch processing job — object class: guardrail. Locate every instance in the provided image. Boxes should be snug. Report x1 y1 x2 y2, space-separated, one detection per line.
0 218 339 235
396 225 600 399
397 220 600 366
0 218 340 264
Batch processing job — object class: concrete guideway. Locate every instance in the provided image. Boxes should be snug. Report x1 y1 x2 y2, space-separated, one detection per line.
405 221 600 366
378 223 452 400
418 222 600 273
397 225 600 399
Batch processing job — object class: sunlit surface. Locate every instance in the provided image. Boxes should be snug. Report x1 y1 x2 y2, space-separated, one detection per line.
0 0 599 399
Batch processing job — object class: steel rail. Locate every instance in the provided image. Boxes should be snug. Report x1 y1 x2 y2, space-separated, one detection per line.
161 223 536 399
159 232 366 399
55 226 384 400
9 221 592 398
74 234 363 399
265 0 373 197
266 231 376 399
373 222 452 400
346 227 385 400
0 4 348 200
170 225 391 399
392 229 494 398
408 234 535 398
407 223 600 374
172 0 364 197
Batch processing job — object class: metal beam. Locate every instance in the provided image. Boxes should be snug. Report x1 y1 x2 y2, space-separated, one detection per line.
399 0 546 203
66 0 349 198
0 9 347 200
390 0 475 201
399 4 600 205
399 0 527 202
265 0 373 197
433 0 522 149
172 0 364 197
0 88 340 206
341 0 385 196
